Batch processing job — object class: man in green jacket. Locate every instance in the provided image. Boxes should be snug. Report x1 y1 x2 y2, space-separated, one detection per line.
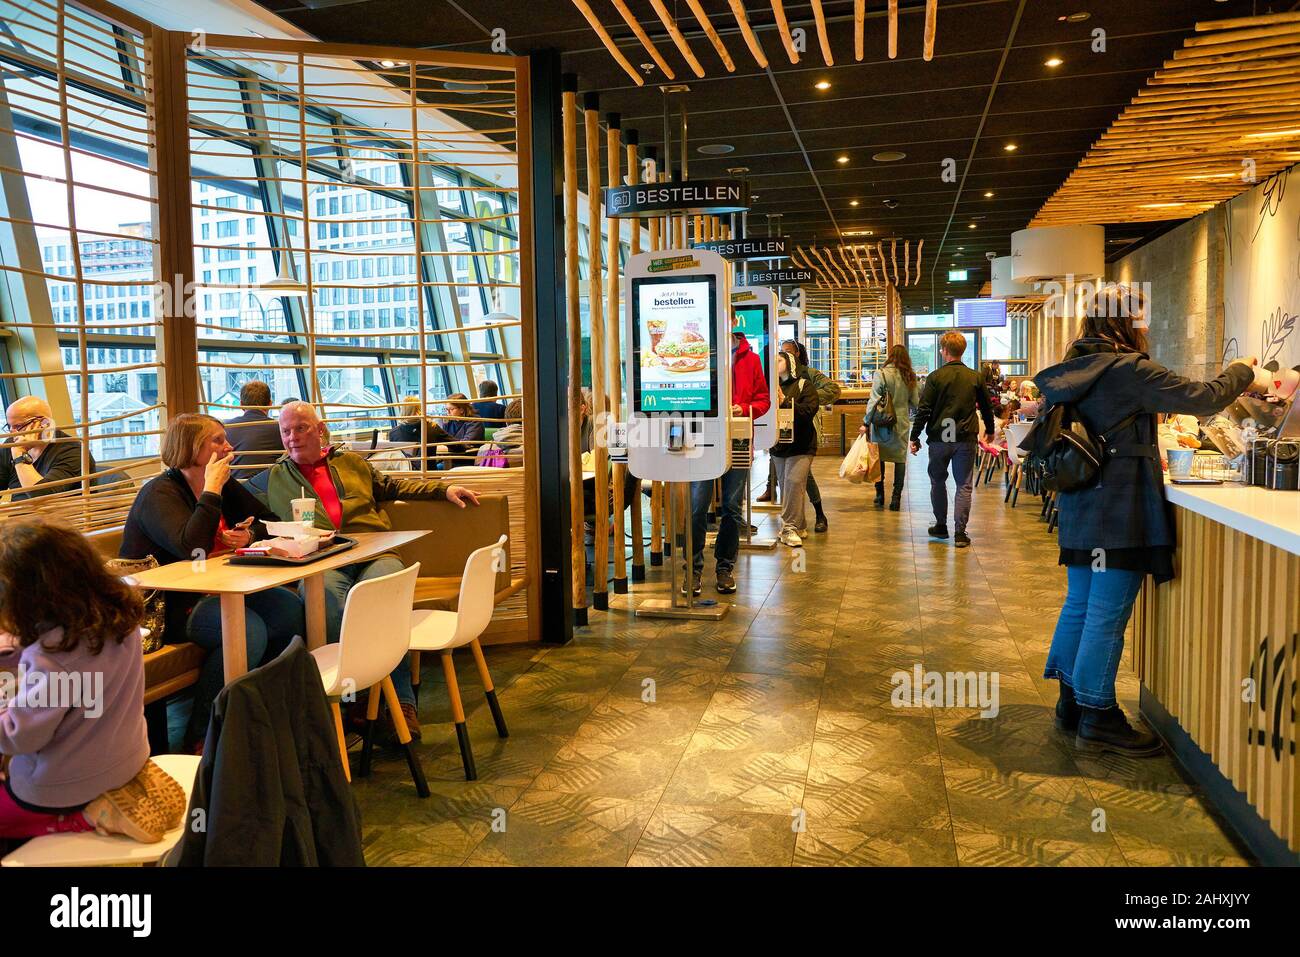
268 402 480 737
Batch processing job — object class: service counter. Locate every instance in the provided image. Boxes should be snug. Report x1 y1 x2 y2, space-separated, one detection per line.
1132 482 1300 863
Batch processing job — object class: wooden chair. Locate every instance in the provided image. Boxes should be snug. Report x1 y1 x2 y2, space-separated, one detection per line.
407 536 509 781
310 563 429 798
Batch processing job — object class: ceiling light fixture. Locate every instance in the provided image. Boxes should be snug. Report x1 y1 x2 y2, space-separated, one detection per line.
1057 12 1091 22
872 150 907 162
815 80 831 91
1045 57 1064 68
984 191 994 198
836 155 850 164
968 223 978 229
850 200 859 207
1003 143 1018 152
697 143 735 155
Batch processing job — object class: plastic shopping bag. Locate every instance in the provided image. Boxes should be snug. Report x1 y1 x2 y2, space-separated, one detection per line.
839 434 869 483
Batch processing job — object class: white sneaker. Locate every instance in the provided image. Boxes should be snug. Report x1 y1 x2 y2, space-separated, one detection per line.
780 526 803 548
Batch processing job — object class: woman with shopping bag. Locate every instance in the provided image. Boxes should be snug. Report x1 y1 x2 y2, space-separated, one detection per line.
862 345 920 510
772 351 821 548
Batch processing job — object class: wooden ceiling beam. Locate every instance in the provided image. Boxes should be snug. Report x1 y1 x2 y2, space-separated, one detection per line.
608 0 675 80
646 0 706 79
923 0 938 63
683 0 736 72
888 0 899 60
727 0 768 69
809 0 834 66
570 0 645 86
853 0 865 62
769 0 800 65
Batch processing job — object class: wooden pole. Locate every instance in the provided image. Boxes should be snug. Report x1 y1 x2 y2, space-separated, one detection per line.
562 78 587 624
888 0 899 59
626 132 646 582
647 162 663 568
606 114 628 595
584 94 611 612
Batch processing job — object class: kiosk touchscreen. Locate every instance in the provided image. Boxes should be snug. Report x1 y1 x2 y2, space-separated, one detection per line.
625 249 731 482
730 286 778 451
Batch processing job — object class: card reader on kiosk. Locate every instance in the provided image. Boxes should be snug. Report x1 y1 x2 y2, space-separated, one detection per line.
624 248 732 483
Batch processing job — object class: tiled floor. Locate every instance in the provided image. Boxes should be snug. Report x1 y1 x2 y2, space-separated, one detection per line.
353 450 1252 866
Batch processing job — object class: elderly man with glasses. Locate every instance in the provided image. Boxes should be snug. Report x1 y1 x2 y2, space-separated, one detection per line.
0 396 97 500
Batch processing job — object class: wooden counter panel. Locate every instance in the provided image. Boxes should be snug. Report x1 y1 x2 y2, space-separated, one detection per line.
1134 505 1300 851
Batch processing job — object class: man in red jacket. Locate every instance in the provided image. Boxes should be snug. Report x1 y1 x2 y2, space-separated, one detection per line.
686 327 772 595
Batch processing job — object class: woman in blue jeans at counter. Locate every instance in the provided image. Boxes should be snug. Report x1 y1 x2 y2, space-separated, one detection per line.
1034 285 1270 757
120 414 305 751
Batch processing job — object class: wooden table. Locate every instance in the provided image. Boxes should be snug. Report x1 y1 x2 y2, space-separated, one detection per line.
131 530 430 683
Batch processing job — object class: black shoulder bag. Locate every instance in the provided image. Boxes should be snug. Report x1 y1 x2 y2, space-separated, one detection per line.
867 370 897 430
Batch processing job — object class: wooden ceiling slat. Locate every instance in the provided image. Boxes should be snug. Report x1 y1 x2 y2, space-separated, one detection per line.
569 0 644 86
854 0 865 62
888 0 899 60
809 0 834 67
727 0 769 69
923 0 938 63
683 0 736 73
770 0 800 65
608 0 674 80
648 0 707 79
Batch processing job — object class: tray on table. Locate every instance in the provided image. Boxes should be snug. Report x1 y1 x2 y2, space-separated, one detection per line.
227 535 357 566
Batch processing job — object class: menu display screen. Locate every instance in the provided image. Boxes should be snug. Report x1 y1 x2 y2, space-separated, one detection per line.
632 276 719 415
953 297 1008 328
732 304 770 379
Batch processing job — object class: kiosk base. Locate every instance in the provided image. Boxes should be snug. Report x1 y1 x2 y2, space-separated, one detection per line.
635 598 730 621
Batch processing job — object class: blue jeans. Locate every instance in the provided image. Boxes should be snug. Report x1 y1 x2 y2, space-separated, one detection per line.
185 586 304 746
688 468 746 575
927 440 977 532
318 556 415 706
1044 565 1145 708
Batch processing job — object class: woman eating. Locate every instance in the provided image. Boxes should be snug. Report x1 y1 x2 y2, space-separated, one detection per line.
120 414 304 751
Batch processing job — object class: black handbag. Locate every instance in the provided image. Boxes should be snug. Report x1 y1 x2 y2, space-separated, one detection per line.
867 374 897 431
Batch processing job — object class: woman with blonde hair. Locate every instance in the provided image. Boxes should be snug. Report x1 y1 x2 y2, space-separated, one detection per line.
120 414 303 750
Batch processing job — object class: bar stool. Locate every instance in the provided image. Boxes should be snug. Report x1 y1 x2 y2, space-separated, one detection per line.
312 562 429 798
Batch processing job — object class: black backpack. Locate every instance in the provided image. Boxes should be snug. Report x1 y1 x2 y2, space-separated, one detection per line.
1021 357 1141 493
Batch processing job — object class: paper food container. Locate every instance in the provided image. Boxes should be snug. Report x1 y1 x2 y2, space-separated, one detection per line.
263 520 333 539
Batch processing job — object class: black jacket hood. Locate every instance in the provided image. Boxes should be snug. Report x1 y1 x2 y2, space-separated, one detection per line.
1034 338 1144 406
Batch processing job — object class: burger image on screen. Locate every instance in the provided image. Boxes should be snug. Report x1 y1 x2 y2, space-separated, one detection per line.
655 329 708 373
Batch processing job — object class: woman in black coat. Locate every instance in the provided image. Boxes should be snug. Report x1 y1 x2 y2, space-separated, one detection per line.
1034 286 1269 757
121 413 304 750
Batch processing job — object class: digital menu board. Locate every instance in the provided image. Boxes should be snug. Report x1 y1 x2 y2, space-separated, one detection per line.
631 275 719 415
953 297 1008 328
732 304 770 379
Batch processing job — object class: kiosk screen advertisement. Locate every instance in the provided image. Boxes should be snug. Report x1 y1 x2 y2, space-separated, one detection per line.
632 276 719 415
732 304 770 379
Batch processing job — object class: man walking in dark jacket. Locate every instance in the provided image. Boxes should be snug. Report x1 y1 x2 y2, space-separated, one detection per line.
909 331 994 548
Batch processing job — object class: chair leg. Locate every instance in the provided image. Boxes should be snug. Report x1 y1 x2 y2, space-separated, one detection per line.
469 638 509 738
330 701 351 783
380 677 429 798
1011 478 1021 507
410 650 421 703
359 683 382 779
441 650 477 780
1004 465 1017 503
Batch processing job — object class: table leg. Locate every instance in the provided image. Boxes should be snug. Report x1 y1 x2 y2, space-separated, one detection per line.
219 593 247 683
304 574 327 651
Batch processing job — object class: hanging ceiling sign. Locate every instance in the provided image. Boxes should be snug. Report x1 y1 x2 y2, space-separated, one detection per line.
692 237 789 261
745 268 814 285
605 179 749 218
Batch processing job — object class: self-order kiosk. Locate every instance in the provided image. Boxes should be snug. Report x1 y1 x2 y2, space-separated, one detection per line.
729 286 778 452
625 248 731 483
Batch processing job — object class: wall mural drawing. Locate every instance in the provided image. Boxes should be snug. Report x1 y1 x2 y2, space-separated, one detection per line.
1224 167 1300 370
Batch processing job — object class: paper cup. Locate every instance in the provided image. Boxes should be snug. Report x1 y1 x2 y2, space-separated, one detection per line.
291 497 317 524
1166 448 1194 477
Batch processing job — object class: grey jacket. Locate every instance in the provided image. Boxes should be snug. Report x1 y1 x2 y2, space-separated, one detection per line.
868 365 920 463
1035 338 1253 551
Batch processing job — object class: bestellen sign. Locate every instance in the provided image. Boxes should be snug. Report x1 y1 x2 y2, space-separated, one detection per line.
692 237 789 261
745 268 814 284
605 179 749 218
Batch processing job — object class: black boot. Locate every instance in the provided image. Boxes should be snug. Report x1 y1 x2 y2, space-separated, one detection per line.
813 505 828 532
1054 682 1081 734
888 490 902 511
1075 705 1162 757
873 483 885 508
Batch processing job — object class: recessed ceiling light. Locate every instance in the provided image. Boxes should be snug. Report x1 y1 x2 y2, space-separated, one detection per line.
968 223 978 229
1045 57 1064 68
850 200 859 207
1004 143 1018 152
443 80 489 94
697 143 735 155
1057 11 1091 21
872 150 907 163
984 191 994 198
815 80 831 91
836 155 850 164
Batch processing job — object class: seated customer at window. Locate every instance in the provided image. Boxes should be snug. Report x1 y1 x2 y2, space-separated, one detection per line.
438 394 485 467
471 380 507 424
0 397 98 500
388 396 439 473
120 414 304 751
268 402 479 738
226 379 283 479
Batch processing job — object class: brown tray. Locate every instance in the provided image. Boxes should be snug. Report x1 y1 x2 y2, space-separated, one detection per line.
227 535 358 566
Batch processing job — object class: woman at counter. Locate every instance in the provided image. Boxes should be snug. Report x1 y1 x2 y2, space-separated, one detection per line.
1034 285 1272 758
120 414 304 751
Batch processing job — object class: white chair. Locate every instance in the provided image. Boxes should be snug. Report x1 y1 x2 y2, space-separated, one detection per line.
1 755 200 867
1004 421 1033 507
311 562 428 798
408 535 509 781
